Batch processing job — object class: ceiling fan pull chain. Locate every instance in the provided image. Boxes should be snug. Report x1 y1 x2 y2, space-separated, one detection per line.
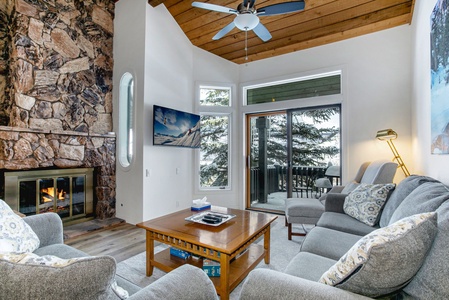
245 29 248 60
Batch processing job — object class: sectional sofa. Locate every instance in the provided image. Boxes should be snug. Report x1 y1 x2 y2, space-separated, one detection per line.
240 175 449 299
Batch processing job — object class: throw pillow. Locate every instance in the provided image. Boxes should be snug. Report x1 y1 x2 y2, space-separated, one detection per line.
0 199 40 253
0 252 129 299
318 212 438 298
343 183 395 226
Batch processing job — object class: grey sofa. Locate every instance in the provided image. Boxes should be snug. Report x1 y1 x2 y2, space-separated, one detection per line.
240 175 449 299
0 212 218 300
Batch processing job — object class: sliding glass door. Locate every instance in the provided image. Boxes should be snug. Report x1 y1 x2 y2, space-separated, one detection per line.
246 105 341 213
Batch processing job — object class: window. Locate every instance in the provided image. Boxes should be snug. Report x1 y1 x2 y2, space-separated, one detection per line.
200 87 231 106
198 85 232 190
118 72 134 168
245 72 341 105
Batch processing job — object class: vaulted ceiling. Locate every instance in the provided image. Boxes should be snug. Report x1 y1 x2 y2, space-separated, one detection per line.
146 0 415 64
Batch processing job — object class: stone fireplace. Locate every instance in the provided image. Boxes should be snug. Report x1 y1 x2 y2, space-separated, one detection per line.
0 0 116 220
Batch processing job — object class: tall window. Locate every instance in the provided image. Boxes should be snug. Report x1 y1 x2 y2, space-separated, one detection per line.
118 73 134 168
198 86 232 190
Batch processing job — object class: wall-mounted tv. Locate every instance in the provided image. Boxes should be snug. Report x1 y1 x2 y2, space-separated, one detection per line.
153 105 201 148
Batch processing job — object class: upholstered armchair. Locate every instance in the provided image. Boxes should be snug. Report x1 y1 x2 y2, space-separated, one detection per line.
285 160 398 239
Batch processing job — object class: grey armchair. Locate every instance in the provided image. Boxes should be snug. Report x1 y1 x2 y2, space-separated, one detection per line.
285 160 398 239
0 213 218 300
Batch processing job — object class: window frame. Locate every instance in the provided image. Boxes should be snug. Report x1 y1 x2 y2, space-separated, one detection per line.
195 82 235 191
118 72 135 169
243 70 342 106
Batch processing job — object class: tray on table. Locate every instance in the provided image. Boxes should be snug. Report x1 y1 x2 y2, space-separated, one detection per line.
185 211 236 226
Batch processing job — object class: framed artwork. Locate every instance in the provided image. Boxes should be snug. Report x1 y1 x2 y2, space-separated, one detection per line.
431 0 449 154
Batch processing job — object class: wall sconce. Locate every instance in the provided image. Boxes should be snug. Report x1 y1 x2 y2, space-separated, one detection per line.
376 129 410 177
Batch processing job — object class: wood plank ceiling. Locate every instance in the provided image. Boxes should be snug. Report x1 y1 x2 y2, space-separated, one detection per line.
146 0 415 64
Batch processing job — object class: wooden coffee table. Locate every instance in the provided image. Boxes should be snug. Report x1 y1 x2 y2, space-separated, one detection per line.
136 206 277 300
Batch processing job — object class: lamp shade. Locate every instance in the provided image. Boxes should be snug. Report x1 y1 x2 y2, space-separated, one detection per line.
376 129 397 140
234 14 259 31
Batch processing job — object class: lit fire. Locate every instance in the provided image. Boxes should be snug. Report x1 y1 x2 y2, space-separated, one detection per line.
41 188 66 203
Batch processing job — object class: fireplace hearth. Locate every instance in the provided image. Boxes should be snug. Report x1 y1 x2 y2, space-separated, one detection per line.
5 168 93 222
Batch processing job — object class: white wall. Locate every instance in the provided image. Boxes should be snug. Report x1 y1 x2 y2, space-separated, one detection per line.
113 0 147 224
115 1 240 223
411 0 449 185
238 26 412 187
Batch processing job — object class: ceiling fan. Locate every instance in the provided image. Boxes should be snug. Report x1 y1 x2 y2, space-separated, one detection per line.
191 0 306 42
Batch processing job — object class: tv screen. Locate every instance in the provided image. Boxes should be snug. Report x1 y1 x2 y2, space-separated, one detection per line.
153 105 201 148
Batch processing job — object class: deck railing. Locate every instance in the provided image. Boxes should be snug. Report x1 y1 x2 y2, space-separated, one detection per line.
250 165 327 203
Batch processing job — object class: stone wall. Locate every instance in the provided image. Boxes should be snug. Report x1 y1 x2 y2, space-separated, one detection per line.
0 0 116 219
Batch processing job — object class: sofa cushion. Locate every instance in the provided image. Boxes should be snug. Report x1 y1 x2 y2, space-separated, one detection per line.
316 212 378 236
379 175 439 227
0 252 124 300
300 227 362 260
340 181 360 194
389 181 449 225
318 212 438 298
0 199 40 253
284 252 337 281
343 183 395 226
33 243 89 258
402 200 449 299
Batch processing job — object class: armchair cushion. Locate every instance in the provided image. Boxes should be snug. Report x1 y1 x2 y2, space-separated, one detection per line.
0 253 121 300
319 212 437 298
0 199 40 253
343 183 395 226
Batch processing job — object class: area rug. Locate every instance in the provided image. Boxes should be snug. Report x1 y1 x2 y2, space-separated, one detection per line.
116 216 308 299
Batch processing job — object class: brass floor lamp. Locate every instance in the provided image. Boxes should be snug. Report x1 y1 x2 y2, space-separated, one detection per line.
376 129 410 177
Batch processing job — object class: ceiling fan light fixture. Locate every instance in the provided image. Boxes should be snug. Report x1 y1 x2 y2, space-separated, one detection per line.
234 14 259 31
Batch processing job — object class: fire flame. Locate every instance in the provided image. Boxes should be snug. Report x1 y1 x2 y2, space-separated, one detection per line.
41 188 66 202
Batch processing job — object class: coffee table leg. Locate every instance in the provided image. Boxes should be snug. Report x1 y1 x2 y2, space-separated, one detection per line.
264 225 271 264
220 254 230 300
146 231 154 276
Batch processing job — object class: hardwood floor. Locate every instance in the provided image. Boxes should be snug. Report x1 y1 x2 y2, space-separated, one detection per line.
65 223 146 263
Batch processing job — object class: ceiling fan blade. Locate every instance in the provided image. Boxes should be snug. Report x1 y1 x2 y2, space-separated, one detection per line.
213 22 236 40
192 2 237 14
253 23 272 42
257 1 305 16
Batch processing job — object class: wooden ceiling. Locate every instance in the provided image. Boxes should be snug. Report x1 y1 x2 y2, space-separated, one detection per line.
146 0 415 64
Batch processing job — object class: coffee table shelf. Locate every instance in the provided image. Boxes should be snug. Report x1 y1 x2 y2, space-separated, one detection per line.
152 244 265 292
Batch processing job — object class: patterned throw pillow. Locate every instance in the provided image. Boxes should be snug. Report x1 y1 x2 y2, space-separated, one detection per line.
0 252 129 299
343 183 395 226
0 199 40 253
319 212 438 297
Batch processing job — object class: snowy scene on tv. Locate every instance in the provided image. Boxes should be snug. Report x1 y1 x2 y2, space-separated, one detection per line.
153 105 201 148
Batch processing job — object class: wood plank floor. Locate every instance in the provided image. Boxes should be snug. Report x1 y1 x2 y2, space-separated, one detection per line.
65 223 146 263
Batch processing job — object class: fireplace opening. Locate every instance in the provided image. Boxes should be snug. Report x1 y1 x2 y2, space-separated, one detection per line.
5 168 94 222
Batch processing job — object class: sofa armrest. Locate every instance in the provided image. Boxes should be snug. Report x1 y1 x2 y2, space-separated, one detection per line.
324 193 348 213
23 213 64 247
240 269 372 300
128 265 218 300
